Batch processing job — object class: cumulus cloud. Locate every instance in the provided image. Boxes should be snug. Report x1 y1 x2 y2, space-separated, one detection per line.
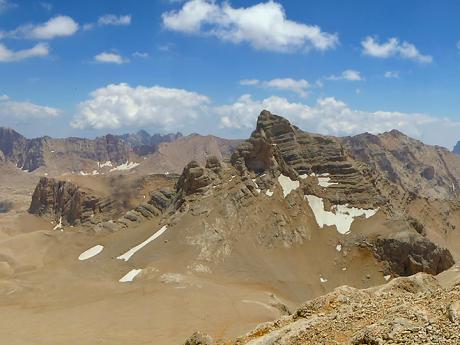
361 36 432 63
98 14 131 26
1 15 79 40
0 42 49 62
216 94 460 147
83 14 131 31
0 94 60 119
71 83 210 130
162 0 338 52
240 78 310 97
384 71 399 78
326 69 363 81
94 52 129 64
132 51 149 58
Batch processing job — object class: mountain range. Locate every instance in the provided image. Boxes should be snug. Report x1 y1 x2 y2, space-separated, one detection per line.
0 111 459 344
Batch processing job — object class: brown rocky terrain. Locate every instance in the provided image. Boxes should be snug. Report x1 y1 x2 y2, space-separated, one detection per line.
0 110 460 344
200 272 460 345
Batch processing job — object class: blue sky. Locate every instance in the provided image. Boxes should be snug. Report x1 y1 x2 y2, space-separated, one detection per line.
1 0 460 148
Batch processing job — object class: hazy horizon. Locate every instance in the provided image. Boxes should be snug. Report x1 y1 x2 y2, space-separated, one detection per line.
1 0 460 148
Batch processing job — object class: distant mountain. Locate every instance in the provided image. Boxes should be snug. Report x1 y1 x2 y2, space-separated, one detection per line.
0 127 240 175
118 130 183 156
453 141 460 154
0 127 131 172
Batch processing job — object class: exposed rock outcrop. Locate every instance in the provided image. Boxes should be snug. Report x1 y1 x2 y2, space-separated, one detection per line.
373 231 454 276
28 177 116 225
231 110 380 208
217 273 460 345
176 157 222 197
184 332 213 345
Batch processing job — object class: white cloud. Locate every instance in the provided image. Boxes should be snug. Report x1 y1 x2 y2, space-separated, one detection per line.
132 51 149 58
240 79 260 86
94 52 129 64
216 94 460 147
0 94 60 119
239 78 310 97
82 14 131 31
0 42 49 62
326 69 363 81
0 0 16 13
384 71 399 78
2 15 79 40
162 0 338 53
40 2 52 11
361 36 432 63
97 14 131 26
456 40 460 50
71 83 210 130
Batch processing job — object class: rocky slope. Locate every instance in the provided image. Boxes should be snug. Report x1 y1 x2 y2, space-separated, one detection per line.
135 134 242 174
196 272 460 345
5 110 460 345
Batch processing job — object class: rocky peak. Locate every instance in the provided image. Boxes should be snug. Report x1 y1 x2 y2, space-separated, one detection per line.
453 141 460 154
176 157 221 196
232 110 379 207
0 127 28 162
28 177 116 225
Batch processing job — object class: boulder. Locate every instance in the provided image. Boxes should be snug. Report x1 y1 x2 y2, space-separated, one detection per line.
373 231 454 276
184 332 213 345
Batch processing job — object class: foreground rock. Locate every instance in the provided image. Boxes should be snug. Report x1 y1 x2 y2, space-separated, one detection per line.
192 273 460 344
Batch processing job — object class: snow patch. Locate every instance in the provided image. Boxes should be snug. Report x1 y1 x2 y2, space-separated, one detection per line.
384 275 391 281
78 245 104 261
265 189 274 197
252 179 261 194
109 161 140 172
317 176 338 188
98 161 113 168
117 225 167 261
320 277 328 283
119 269 142 283
305 195 378 234
336 244 342 252
79 170 99 176
277 174 300 198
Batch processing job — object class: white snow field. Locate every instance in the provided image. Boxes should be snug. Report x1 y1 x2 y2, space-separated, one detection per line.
305 195 378 234
109 162 140 172
277 174 300 198
119 269 142 283
78 245 104 261
117 226 168 261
